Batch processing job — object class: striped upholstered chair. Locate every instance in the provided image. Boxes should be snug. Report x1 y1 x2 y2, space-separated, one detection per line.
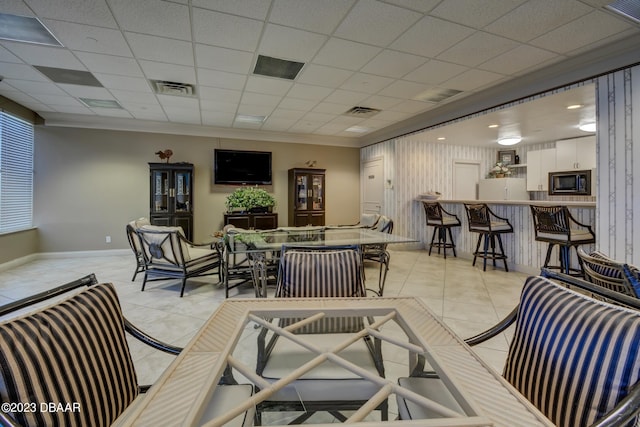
397 273 640 426
0 274 254 427
255 245 386 423
578 247 640 298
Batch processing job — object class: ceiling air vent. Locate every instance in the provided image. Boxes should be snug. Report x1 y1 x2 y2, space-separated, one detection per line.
343 106 381 118
151 80 196 97
414 88 463 103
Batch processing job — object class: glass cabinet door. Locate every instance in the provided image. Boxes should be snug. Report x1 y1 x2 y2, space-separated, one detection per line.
296 175 308 210
174 171 191 212
152 170 169 213
312 174 324 210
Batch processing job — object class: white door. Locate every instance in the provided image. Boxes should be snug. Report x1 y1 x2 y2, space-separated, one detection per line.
453 160 480 200
362 157 384 214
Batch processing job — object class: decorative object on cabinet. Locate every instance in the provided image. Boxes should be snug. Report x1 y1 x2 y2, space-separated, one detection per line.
488 161 511 178
225 186 276 214
154 149 173 163
149 162 193 240
288 168 326 227
497 149 516 166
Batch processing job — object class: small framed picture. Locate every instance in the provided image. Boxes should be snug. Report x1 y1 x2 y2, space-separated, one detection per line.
497 150 516 166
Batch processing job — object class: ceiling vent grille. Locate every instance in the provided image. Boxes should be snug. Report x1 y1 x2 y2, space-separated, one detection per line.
606 0 640 24
343 106 381 118
414 88 463 103
151 80 196 97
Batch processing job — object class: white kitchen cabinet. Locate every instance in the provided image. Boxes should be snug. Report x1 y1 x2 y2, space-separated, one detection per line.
526 148 557 191
555 136 596 171
479 178 528 200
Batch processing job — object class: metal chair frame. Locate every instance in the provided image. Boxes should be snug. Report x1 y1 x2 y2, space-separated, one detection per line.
422 201 461 259
464 203 513 271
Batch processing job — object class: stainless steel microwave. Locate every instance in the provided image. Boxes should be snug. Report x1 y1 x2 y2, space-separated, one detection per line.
548 170 592 195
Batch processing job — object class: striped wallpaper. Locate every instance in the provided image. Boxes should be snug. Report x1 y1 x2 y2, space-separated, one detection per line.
596 65 639 266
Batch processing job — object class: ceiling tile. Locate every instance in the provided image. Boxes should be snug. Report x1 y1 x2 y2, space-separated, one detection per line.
430 0 526 28
24 0 117 28
43 20 132 56
479 45 559 75
437 32 520 67
312 101 353 114
296 64 353 88
26 93 84 106
484 0 593 42
138 60 196 84
125 33 193 66
333 0 422 47
7 79 67 95
269 109 306 120
192 0 271 20
245 75 293 96
403 59 468 85
111 90 158 104
193 8 263 51
195 44 254 74
312 38 381 71
58 84 112 98
323 89 369 105
258 24 327 62
302 111 337 122
198 86 242 103
93 73 150 91
131 109 168 121
197 68 246 91
361 50 427 78
529 10 634 54
442 68 505 91
0 45 22 63
52 105 93 114
269 0 355 33
288 120 323 133
157 94 199 109
200 99 239 113
2 41 86 69
164 106 201 124
340 73 394 94
240 91 282 107
75 52 144 77
382 0 441 13
359 95 403 110
391 16 476 57
277 97 317 111
0 62 49 81
108 0 191 40
201 111 235 127
373 110 411 121
236 104 274 116
377 80 433 99
287 83 333 101
260 117 296 131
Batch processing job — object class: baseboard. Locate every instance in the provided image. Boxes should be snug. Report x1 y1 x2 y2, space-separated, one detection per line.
0 249 130 272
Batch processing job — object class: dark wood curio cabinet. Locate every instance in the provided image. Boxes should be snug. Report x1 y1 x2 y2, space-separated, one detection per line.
149 162 193 240
288 168 326 227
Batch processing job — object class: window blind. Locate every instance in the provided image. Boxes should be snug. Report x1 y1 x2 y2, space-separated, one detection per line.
0 112 34 233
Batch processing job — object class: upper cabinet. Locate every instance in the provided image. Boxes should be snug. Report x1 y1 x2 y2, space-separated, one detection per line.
526 148 557 191
555 136 596 171
149 162 194 240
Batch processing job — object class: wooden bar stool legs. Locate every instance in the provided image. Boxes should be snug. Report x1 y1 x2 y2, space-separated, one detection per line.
472 231 509 272
428 225 457 258
464 203 514 272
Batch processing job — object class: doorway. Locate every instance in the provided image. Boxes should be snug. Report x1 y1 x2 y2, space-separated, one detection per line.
362 157 384 214
453 160 480 200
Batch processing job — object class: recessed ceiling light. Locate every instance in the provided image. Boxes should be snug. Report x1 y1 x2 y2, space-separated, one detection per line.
0 13 62 46
488 124 499 128
437 137 446 140
235 114 266 123
345 126 370 133
497 136 522 145
578 122 596 132
566 104 582 110
79 98 123 109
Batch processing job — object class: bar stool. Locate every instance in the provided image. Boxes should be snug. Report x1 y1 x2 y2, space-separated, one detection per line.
422 201 461 258
464 203 514 272
530 205 595 276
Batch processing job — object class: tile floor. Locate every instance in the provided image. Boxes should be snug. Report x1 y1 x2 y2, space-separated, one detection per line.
0 248 532 423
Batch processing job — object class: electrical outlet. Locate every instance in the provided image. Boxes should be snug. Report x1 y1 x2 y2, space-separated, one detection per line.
105 235 111 243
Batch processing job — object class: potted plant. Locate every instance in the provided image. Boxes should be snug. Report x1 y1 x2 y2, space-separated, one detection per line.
225 187 276 213
489 162 511 178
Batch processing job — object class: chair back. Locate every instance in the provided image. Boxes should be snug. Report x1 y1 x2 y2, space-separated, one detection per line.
126 217 150 256
530 205 570 238
275 245 365 298
503 275 640 427
0 281 138 427
137 225 190 266
464 203 491 229
359 213 380 228
578 247 640 298
423 202 444 223
374 215 393 234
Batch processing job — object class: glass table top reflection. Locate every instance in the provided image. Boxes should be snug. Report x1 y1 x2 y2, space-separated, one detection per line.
226 226 417 254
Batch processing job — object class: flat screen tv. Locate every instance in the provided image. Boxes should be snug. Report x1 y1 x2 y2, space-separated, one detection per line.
214 149 272 185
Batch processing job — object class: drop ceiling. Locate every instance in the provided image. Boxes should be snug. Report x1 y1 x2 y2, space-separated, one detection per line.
0 0 639 148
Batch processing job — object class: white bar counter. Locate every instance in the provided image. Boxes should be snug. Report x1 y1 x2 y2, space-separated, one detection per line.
419 199 596 274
